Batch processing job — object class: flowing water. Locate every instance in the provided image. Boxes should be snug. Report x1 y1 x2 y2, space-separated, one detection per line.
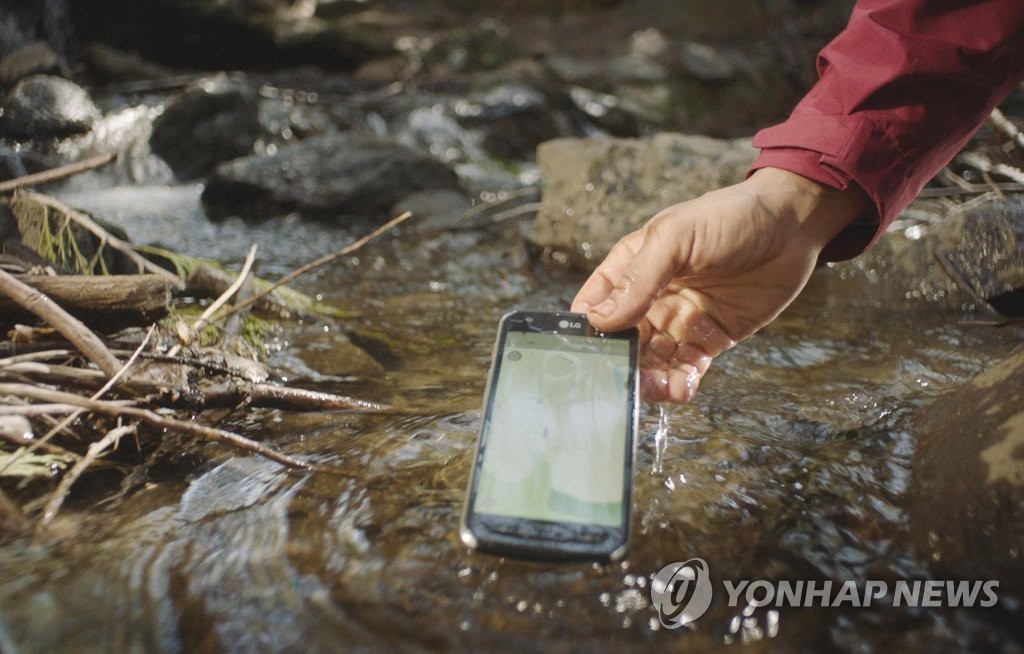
0 189 1021 652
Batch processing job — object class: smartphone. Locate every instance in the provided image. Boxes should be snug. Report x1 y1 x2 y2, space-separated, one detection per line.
460 310 640 562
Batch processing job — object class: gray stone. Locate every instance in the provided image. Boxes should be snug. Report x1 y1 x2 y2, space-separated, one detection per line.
848 195 1024 314
908 347 1024 593
568 86 640 137
201 133 461 223
0 41 59 86
0 74 101 138
81 43 177 83
678 41 737 82
454 83 564 162
392 189 472 233
151 74 261 181
529 133 756 268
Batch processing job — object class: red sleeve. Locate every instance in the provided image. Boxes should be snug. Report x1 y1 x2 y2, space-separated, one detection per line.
749 0 1024 261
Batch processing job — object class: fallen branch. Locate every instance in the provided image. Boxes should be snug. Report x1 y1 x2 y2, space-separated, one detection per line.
0 383 312 470
2 361 385 412
0 402 120 416
0 274 171 330
0 152 117 194
184 264 295 318
918 182 1024 197
0 268 123 378
0 350 73 367
199 380 389 412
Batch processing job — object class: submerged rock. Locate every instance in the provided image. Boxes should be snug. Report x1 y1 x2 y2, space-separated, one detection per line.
529 133 756 268
0 74 100 138
848 195 1024 314
151 74 261 180
909 347 1024 593
201 132 461 223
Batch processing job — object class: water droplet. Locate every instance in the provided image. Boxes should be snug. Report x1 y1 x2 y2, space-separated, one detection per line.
766 610 780 638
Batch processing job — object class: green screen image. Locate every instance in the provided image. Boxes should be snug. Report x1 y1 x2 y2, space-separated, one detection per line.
474 331 631 527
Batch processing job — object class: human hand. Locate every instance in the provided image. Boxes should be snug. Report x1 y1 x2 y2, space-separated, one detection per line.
571 167 871 403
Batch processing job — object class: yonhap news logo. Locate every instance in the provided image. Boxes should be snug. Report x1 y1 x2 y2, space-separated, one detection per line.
651 559 714 628
651 558 1000 629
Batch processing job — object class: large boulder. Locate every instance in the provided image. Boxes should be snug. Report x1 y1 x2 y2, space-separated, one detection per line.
908 347 1024 593
529 133 756 268
150 74 261 180
201 133 461 223
0 75 101 138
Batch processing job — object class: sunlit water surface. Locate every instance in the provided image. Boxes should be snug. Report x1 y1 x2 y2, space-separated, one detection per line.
0 190 1021 653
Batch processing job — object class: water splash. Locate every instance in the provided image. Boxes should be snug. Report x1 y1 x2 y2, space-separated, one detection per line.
651 404 675 475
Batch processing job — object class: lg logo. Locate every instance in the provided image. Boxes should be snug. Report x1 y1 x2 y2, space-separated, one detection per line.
557 320 582 329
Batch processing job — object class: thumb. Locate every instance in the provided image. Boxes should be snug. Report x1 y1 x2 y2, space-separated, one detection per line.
576 229 680 332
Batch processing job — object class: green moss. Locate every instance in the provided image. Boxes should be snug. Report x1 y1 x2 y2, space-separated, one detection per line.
138 245 358 320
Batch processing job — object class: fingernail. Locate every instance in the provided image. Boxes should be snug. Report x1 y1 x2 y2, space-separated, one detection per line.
592 298 616 317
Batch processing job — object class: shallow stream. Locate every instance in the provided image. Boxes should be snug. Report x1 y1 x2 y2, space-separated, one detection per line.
0 188 1021 652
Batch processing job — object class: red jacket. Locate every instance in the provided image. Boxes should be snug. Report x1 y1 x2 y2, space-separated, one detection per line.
749 0 1024 260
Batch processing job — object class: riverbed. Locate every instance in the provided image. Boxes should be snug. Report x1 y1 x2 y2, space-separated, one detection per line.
2 0 1023 649
0 189 1020 651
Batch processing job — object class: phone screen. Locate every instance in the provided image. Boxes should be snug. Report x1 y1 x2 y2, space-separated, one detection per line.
472 330 632 527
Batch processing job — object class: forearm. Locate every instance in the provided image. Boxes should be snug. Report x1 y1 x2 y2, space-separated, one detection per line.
750 0 1024 260
743 167 872 256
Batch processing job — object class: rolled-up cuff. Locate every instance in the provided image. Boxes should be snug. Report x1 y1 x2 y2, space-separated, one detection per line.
749 146 881 262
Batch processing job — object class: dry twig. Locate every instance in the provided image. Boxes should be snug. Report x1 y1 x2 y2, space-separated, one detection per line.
169 244 258 357
36 424 135 533
0 383 311 470
989 108 1024 150
960 152 1024 185
0 153 117 194
216 211 412 323
26 325 155 463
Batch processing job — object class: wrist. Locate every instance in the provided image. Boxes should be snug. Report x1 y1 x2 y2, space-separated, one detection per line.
745 167 872 252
